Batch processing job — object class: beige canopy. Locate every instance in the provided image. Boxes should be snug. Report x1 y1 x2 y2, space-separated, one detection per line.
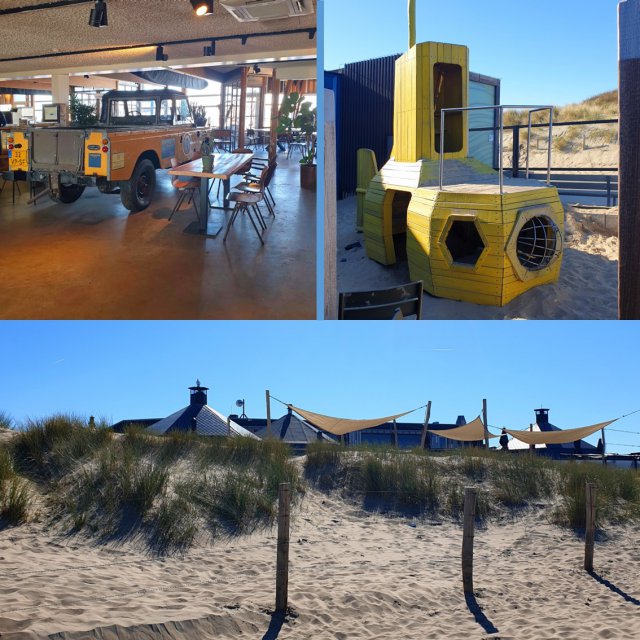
287 404 417 436
428 415 498 442
504 420 615 445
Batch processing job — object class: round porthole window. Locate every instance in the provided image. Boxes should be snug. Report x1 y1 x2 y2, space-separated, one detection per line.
516 216 562 271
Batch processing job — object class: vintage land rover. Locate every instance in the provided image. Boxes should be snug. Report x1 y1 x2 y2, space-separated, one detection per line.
7 89 211 211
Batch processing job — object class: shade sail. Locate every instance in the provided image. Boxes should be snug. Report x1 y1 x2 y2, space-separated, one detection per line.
505 420 615 445
287 404 416 436
428 416 497 442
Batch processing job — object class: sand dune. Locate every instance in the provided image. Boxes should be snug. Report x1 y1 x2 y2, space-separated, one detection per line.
1 486 638 639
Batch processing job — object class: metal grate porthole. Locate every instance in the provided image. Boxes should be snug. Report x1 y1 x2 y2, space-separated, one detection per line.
516 216 562 271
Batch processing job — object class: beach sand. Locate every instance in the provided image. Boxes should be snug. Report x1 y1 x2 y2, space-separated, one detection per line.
337 197 618 320
1 485 638 639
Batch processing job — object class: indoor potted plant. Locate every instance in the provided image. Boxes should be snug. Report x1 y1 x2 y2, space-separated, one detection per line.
278 92 317 190
191 102 208 127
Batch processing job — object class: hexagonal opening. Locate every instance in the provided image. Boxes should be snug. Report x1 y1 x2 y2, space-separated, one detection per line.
445 220 485 266
516 215 561 271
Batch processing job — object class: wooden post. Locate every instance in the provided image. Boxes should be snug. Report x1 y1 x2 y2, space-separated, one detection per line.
324 89 338 319
393 419 398 448
227 416 231 437
269 69 279 165
618 0 640 319
275 482 291 612
601 427 606 464
462 487 477 594
266 390 271 438
237 66 248 149
584 483 596 571
420 401 432 449
482 399 489 449
408 0 416 49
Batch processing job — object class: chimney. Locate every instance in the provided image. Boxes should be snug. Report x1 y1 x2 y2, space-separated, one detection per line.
456 415 466 426
189 379 209 406
535 408 550 426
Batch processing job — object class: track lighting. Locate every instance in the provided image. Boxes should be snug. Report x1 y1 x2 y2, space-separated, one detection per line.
190 0 214 16
203 40 216 56
88 0 108 27
156 46 168 62
253 63 261 74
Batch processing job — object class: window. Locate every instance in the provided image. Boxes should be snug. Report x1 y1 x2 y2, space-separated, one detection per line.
176 98 192 123
160 99 174 123
109 99 156 123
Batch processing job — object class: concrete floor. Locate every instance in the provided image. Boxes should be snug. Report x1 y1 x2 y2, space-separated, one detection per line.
0 153 316 319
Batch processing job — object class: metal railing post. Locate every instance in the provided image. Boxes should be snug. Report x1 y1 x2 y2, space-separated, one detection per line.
439 109 445 190
512 125 520 178
526 110 533 179
547 107 553 186
499 106 504 195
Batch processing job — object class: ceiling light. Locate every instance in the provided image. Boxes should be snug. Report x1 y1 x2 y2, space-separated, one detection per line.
156 46 168 62
88 0 108 27
190 0 214 16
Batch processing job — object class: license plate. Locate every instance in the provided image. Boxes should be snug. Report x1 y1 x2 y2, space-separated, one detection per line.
8 148 28 170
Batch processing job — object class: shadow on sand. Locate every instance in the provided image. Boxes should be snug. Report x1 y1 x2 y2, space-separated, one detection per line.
465 592 499 635
261 610 287 640
588 571 640 606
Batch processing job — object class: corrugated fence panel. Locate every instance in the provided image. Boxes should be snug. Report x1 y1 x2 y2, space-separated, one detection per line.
335 54 400 199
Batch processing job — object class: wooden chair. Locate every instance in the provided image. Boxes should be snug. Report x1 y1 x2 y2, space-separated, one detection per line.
338 281 424 320
168 158 200 222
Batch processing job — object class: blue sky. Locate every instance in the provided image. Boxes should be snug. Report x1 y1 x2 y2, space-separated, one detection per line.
323 0 620 106
1 321 639 453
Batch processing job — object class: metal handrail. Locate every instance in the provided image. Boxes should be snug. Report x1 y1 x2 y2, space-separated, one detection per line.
438 104 554 194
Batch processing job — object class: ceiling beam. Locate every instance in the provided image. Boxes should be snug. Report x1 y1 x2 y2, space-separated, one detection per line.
0 0 93 16
0 28 317 64
0 50 316 82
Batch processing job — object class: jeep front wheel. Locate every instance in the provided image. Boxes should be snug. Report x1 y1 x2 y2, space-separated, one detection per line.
120 158 156 212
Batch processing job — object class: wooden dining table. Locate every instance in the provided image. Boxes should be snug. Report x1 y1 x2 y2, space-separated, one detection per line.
168 152 253 238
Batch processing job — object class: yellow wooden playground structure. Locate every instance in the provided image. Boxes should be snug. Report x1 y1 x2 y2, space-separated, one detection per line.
358 18 564 307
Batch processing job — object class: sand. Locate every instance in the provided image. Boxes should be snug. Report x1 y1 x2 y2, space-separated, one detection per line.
336 197 618 320
1 484 639 639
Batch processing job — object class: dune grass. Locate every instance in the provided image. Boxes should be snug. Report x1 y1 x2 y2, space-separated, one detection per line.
0 411 13 430
0 446 32 526
3 416 302 553
556 463 640 529
305 443 639 530
11 414 112 479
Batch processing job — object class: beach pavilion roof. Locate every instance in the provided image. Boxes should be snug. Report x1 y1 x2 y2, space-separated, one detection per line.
146 381 258 439
256 407 333 444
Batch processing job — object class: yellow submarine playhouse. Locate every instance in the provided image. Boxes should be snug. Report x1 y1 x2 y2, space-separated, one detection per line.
358 1 564 307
